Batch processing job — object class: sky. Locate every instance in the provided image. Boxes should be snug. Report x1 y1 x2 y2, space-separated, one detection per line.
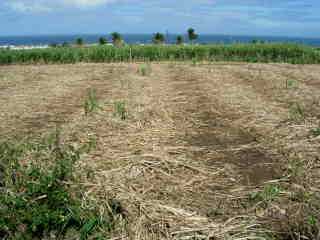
0 0 319 37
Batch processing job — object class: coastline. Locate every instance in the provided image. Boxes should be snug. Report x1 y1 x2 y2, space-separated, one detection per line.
1 34 320 49
0 45 50 50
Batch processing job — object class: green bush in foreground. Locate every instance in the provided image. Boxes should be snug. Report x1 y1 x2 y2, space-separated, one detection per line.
0 133 124 239
0 43 319 65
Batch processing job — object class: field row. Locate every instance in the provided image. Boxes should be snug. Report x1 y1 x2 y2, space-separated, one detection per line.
0 43 320 65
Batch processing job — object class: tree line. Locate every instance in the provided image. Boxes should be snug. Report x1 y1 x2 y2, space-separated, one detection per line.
153 28 198 45
51 28 198 48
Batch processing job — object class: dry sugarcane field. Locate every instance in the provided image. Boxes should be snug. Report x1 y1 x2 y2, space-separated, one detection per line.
0 61 320 240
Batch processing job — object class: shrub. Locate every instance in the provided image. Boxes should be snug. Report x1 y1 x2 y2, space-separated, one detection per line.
0 133 124 239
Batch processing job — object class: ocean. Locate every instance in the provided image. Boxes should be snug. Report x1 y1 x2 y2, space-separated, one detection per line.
0 34 320 47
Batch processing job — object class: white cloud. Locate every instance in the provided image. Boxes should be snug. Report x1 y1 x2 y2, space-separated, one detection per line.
8 1 53 12
5 0 119 12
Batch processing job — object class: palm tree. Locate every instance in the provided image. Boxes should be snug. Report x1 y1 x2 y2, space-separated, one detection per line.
176 35 184 45
152 32 165 44
187 28 198 44
49 43 58 48
99 37 107 45
62 42 70 47
111 32 123 47
75 38 84 46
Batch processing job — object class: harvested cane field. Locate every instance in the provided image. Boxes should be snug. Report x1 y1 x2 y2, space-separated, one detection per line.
1 62 320 239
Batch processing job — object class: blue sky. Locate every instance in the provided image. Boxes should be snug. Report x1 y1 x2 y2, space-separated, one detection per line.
0 0 319 37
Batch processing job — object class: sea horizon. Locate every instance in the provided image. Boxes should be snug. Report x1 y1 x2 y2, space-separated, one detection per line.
1 33 320 47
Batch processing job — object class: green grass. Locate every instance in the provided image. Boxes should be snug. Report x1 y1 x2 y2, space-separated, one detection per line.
84 88 101 115
0 131 125 239
249 184 282 203
311 127 320 137
286 79 299 89
138 63 152 76
191 58 198 66
113 101 127 120
289 102 305 122
1 43 320 65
